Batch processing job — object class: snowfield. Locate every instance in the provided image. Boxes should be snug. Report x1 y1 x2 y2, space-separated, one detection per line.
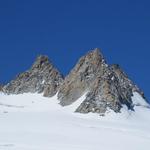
0 92 150 150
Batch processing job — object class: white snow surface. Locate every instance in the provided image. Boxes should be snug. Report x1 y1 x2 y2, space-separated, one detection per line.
132 92 149 107
0 92 150 150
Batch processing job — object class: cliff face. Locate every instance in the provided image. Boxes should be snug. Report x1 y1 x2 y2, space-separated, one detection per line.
2 48 147 114
3 55 63 97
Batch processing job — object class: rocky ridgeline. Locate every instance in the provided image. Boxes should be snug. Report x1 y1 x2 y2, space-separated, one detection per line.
1 48 146 114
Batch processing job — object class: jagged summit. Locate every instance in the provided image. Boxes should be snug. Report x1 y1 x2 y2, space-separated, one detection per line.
84 48 105 62
58 48 107 106
1 48 149 115
58 48 147 114
31 55 50 70
3 55 63 97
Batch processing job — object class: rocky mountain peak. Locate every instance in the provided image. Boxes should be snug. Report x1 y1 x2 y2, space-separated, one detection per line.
58 48 147 114
83 48 103 62
31 55 51 70
58 48 108 106
3 55 63 97
1 48 148 115
75 48 106 71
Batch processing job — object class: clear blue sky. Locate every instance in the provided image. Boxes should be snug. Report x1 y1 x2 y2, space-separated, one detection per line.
0 0 150 100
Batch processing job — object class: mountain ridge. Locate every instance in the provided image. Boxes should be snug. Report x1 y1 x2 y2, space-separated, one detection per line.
1 48 149 115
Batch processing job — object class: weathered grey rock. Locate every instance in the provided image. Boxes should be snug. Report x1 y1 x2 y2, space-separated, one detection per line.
58 48 107 106
76 64 143 114
0 85 3 92
3 55 63 97
58 48 146 114
110 64 144 97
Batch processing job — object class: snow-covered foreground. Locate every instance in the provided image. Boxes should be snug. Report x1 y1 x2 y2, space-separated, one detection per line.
0 93 150 150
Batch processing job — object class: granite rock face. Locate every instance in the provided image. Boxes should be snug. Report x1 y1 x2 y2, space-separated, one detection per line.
58 48 107 106
3 55 63 97
58 48 145 114
76 64 143 114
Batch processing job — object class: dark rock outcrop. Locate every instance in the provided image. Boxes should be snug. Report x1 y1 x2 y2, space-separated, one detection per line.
3 55 63 97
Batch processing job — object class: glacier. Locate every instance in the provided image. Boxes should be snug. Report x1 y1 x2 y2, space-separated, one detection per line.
0 92 150 150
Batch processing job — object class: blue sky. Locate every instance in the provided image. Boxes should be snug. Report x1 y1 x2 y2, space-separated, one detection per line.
0 0 150 100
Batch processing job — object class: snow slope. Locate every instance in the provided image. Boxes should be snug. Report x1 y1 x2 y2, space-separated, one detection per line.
0 92 150 150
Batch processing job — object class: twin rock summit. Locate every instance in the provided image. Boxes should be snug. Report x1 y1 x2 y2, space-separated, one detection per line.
1 48 147 114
